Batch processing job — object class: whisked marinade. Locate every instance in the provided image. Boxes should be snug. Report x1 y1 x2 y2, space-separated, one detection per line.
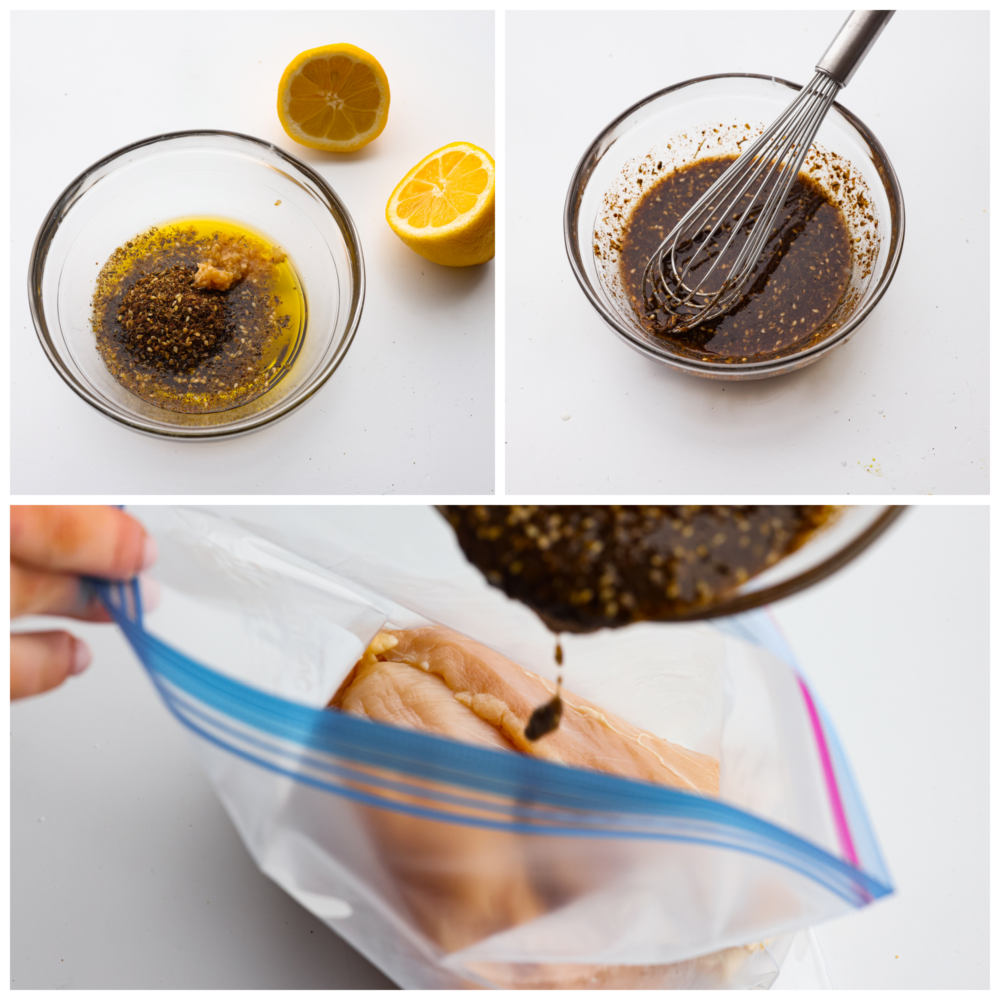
439 504 841 633
620 156 851 362
92 218 305 413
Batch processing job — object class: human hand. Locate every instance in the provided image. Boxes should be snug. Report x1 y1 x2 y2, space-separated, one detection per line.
10 506 157 699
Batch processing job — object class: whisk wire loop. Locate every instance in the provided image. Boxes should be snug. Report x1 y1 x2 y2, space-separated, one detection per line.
642 70 843 331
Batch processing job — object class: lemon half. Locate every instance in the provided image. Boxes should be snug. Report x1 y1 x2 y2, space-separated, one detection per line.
386 142 495 267
277 44 390 153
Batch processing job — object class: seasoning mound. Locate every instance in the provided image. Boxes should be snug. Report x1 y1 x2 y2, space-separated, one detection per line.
118 266 228 371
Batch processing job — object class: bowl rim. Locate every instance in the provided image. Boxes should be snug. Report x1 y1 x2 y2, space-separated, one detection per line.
659 504 907 622
28 128 366 440
564 72 906 377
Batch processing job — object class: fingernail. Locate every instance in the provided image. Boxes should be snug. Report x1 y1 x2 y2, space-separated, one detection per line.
71 639 93 676
139 575 161 613
140 535 158 571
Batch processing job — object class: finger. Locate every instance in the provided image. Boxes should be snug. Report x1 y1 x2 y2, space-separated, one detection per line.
10 506 156 580
10 563 112 620
10 565 161 620
10 631 92 700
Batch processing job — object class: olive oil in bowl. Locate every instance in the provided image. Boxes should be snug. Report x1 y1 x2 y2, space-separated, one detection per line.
92 217 306 413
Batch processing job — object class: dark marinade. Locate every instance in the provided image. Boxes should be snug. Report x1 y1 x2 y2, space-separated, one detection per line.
439 505 839 633
621 156 851 361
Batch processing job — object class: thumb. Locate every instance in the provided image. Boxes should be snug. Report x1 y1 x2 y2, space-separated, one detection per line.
10 632 92 700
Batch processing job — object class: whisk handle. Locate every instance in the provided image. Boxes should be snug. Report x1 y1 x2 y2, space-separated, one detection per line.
816 10 895 87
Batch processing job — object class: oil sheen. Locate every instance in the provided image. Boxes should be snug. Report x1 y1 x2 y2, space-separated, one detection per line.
92 217 306 413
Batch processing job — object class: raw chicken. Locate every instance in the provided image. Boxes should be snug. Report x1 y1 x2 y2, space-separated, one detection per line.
329 626 736 986
333 626 719 794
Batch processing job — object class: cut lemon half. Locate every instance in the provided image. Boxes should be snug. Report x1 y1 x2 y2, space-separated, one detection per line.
277 44 390 153
386 142 495 267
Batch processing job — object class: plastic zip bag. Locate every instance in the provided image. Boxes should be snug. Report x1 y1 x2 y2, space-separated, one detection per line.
99 506 892 989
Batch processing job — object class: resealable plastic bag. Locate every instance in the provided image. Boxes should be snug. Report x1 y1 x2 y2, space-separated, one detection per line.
100 506 891 989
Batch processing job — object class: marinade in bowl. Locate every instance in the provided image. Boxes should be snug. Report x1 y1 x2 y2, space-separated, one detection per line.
565 74 904 380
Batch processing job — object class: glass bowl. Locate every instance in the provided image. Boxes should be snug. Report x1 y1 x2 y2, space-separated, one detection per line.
665 504 905 621
564 74 905 380
29 130 364 439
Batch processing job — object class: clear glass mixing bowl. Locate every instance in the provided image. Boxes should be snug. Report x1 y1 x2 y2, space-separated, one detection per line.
564 74 905 380
682 504 905 621
29 130 364 439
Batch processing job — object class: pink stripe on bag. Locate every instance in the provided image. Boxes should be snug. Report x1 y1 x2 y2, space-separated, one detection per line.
762 608 860 868
795 675 859 867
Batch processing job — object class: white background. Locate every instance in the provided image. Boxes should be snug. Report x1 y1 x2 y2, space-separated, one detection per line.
506 11 988 495
10 505 988 988
11 11 495 495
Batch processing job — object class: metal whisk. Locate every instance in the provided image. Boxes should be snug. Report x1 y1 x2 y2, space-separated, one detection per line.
642 10 894 333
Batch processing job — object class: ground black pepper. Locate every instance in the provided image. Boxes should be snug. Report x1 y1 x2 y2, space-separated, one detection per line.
117 266 228 371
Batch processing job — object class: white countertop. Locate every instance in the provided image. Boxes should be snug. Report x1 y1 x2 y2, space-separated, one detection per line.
10 505 988 988
12 11 495 496
505 11 988 495
769 504 988 987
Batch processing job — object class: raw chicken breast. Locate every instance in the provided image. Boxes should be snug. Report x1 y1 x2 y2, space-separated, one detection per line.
328 625 730 986
333 625 719 795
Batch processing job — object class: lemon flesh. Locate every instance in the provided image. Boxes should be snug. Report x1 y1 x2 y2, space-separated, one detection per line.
277 44 390 153
387 142 495 267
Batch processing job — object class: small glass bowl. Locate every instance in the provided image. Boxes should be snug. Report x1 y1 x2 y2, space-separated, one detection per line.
29 130 364 438
666 504 905 622
564 74 905 380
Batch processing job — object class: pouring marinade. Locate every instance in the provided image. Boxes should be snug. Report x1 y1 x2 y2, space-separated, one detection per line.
437 505 841 740
438 505 841 632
